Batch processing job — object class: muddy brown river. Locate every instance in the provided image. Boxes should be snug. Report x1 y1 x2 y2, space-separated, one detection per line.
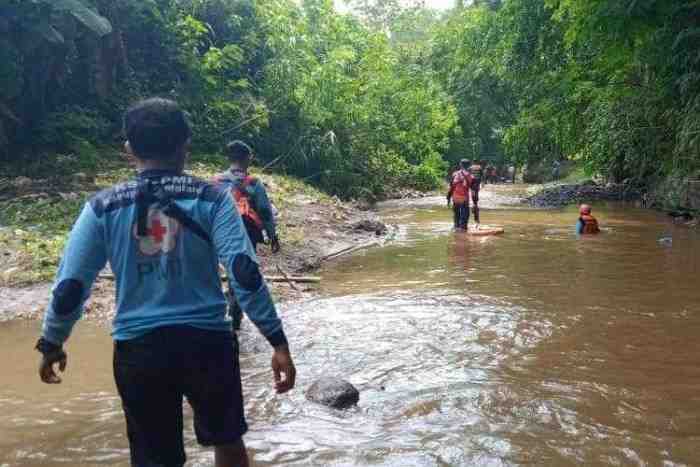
2 186 700 466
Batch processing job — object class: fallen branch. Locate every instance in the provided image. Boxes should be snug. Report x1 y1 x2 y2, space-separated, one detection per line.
264 275 319 283
99 273 320 284
322 241 379 261
276 264 301 291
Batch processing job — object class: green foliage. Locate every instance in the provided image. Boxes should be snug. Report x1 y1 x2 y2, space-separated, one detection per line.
431 0 700 187
38 107 110 153
0 195 86 285
2 0 460 198
14 0 700 200
409 153 448 192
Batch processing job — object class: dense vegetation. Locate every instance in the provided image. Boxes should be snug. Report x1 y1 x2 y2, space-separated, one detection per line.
436 0 700 194
0 0 457 199
2 0 699 199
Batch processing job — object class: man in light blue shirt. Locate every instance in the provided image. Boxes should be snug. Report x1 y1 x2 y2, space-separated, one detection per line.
35 98 296 467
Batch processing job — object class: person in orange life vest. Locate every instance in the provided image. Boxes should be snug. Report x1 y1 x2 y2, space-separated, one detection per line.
576 204 601 235
447 159 473 230
213 140 280 330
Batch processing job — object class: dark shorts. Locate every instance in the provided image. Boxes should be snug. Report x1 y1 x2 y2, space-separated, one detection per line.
453 202 470 229
114 326 247 467
471 181 481 203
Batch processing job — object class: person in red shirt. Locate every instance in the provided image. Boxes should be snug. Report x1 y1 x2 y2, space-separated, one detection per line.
447 159 473 231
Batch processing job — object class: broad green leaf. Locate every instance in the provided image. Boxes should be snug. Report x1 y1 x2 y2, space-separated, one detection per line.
49 0 112 36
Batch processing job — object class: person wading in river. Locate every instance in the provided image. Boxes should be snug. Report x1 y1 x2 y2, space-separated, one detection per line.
468 159 483 225
35 98 296 467
213 140 280 330
576 204 601 235
447 159 473 231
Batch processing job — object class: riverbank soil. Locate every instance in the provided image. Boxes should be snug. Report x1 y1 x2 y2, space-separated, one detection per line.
0 159 390 321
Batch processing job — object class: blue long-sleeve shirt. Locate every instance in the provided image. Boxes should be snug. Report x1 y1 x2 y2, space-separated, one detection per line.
215 168 277 240
41 170 286 347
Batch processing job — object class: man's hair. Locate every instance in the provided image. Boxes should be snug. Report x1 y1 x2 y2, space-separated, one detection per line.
226 140 253 162
124 98 191 160
460 159 470 169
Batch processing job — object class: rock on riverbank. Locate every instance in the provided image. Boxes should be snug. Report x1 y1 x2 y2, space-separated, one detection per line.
525 181 640 208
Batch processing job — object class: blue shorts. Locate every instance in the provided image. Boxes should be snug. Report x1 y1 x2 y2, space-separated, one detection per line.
113 325 246 467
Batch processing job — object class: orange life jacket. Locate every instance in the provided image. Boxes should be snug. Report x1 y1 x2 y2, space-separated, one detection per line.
580 214 600 234
451 170 472 204
233 176 264 231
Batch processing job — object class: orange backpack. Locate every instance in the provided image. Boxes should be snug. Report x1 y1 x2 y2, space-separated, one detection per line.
233 176 264 231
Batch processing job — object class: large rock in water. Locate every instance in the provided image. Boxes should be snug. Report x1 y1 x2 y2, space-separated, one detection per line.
306 377 359 409
352 219 387 235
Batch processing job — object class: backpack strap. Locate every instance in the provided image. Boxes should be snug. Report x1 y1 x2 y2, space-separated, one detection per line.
135 179 212 245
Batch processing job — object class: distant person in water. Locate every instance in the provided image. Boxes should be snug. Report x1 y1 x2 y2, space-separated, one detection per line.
447 159 473 231
552 160 561 181
486 164 497 184
468 160 483 224
577 204 600 235
508 165 516 184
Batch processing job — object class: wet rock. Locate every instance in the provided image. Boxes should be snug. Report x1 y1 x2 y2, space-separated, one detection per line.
73 172 89 183
13 176 31 188
525 181 633 208
306 377 359 409
352 219 387 236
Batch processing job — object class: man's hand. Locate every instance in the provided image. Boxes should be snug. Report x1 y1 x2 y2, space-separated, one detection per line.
39 350 68 384
270 237 281 254
446 196 452 208
271 346 296 394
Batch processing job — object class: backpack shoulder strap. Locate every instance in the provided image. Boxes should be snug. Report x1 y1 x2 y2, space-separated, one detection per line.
146 181 212 245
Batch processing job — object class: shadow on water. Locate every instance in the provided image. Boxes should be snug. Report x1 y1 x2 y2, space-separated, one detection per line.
2 190 700 465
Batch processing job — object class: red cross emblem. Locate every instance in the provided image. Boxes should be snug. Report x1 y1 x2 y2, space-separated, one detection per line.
148 218 168 244
134 209 180 256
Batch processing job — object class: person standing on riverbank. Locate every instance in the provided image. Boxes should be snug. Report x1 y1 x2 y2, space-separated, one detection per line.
576 204 601 235
447 159 473 230
35 98 296 467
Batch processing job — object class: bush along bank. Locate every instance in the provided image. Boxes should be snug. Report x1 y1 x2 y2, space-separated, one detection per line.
646 174 700 217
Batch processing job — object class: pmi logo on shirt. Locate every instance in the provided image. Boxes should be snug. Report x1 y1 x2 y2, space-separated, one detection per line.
133 208 181 256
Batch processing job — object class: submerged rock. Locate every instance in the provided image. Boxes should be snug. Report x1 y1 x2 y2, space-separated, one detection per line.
306 377 359 409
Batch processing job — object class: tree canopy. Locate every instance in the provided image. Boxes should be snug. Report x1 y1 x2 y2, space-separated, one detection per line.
2 0 699 196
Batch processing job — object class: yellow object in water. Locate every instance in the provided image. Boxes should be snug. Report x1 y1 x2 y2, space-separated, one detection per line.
467 225 505 236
